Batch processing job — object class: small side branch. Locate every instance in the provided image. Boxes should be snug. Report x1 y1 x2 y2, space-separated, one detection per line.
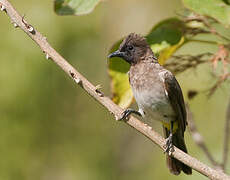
1 0 230 179
186 104 220 167
164 53 212 75
222 97 230 170
187 102 230 172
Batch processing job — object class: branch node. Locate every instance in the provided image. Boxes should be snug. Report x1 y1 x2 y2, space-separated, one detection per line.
12 22 18 28
70 71 75 78
28 26 34 33
95 84 104 97
168 151 173 156
69 71 82 84
22 15 35 34
74 77 81 84
0 4 6 12
114 114 120 121
45 53 50 60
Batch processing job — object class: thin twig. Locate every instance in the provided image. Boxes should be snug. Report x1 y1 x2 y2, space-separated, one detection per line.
186 104 220 167
222 97 230 170
183 13 230 42
1 0 230 179
187 39 219 45
208 73 230 97
165 53 212 75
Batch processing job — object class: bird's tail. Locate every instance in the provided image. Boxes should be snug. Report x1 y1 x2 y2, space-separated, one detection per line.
163 126 192 175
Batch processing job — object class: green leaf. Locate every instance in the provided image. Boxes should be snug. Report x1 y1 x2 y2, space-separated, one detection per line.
182 0 230 27
108 18 186 108
54 0 100 16
157 37 185 65
146 18 186 65
108 40 134 108
223 0 230 5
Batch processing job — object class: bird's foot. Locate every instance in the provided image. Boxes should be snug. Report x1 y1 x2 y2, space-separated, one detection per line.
164 134 174 155
118 108 142 121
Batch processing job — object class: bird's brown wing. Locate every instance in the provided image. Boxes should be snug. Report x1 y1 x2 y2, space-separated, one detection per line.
163 71 187 132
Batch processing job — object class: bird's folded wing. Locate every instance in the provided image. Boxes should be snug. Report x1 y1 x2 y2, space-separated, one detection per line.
163 71 187 133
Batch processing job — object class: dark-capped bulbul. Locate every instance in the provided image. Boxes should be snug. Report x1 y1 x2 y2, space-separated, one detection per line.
108 33 192 175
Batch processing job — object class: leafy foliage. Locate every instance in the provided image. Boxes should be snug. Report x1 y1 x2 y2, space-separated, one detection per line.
53 0 230 121
182 0 230 27
108 5 230 108
54 0 100 15
147 18 186 65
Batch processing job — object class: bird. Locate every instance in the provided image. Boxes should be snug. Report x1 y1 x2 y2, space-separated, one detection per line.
108 33 192 175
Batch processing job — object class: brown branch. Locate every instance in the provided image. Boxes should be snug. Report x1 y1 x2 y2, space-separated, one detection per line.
164 53 212 75
1 0 230 179
186 104 220 167
187 99 230 172
222 97 230 170
208 73 230 97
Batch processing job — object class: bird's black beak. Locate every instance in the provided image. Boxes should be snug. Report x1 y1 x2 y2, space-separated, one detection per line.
108 50 125 59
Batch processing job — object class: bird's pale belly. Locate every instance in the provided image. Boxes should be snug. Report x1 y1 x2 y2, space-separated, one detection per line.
132 89 175 124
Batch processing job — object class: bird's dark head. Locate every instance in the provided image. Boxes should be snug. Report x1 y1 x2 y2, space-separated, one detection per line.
108 33 155 64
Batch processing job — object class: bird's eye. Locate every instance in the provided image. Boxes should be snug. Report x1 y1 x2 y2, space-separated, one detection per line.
128 46 134 51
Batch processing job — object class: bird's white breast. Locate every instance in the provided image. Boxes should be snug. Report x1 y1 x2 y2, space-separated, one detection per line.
131 81 175 124
129 62 175 123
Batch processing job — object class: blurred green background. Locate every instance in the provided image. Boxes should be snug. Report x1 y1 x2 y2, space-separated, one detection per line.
0 0 229 179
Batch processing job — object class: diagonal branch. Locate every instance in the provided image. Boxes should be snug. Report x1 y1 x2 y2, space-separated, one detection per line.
186 104 220 168
0 0 230 179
